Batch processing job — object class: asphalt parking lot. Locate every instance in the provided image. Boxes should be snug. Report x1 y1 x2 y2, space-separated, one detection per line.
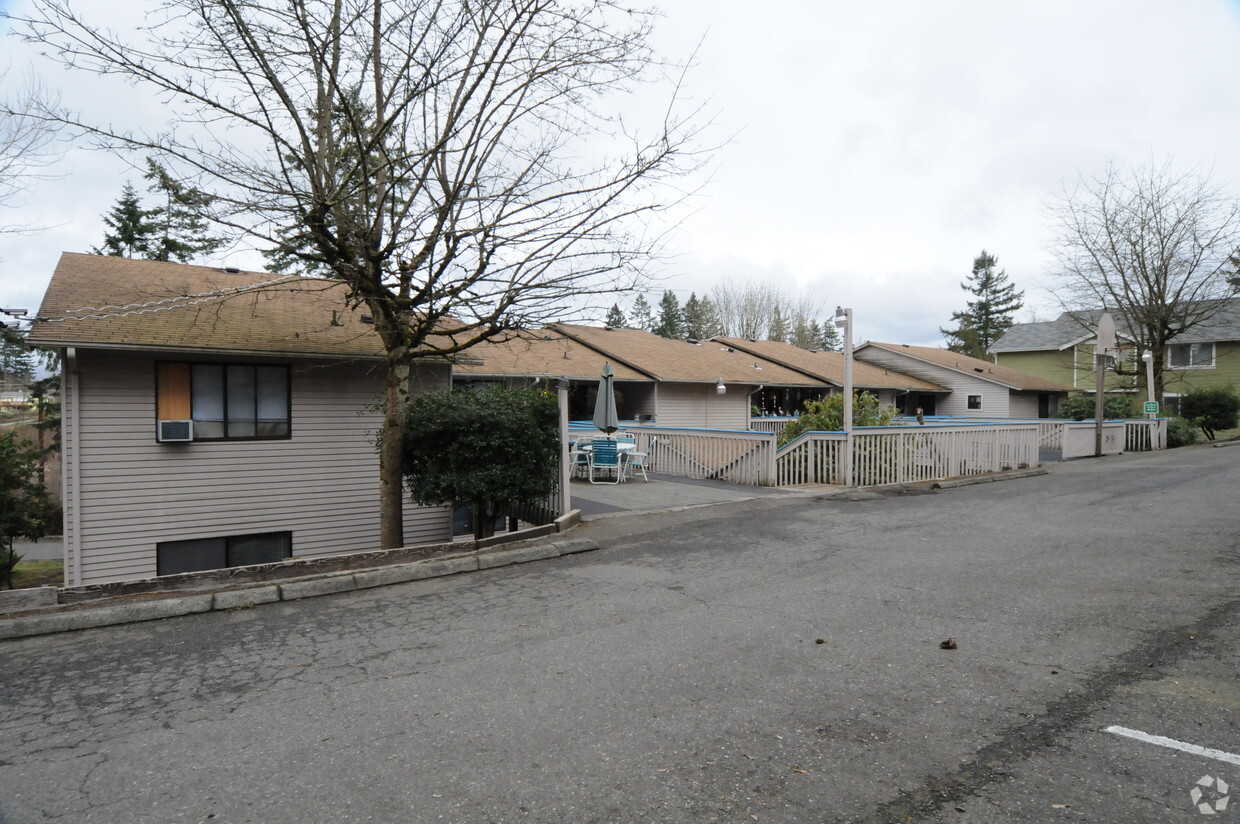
1 444 1236 823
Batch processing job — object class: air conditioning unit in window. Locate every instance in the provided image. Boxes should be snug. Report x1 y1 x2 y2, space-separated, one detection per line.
157 419 194 442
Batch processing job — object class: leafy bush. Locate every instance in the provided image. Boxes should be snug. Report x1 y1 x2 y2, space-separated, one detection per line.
778 392 895 446
1180 388 1240 441
1165 415 1202 448
401 385 559 539
1056 393 1136 421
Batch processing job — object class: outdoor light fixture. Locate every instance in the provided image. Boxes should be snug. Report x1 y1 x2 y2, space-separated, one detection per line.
1141 350 1156 418
716 378 726 395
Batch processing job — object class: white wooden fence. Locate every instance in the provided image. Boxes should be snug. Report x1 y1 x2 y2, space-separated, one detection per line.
573 425 777 486
776 423 1040 487
750 417 794 437
1124 419 1167 451
572 416 1165 491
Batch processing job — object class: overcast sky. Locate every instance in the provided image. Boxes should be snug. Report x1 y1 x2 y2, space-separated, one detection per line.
3 0 1240 346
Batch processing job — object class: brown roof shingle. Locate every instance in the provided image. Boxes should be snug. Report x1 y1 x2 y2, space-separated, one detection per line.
858 342 1075 392
29 252 390 359
453 330 649 381
712 337 948 392
553 324 824 387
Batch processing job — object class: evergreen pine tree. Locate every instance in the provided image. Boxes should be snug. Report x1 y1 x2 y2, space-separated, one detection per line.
628 294 655 332
604 304 626 328
143 159 226 263
682 292 705 339
0 326 34 391
767 303 789 342
652 290 684 338
818 319 842 352
941 250 1024 357
697 295 722 338
93 183 159 258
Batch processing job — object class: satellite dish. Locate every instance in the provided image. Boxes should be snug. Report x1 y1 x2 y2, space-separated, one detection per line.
1096 312 1117 358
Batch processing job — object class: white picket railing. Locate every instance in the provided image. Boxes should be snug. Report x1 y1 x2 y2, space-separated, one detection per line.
1125 419 1167 451
750 417 795 436
572 425 777 486
776 423 1040 487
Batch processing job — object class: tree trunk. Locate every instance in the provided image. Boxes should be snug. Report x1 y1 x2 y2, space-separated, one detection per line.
379 350 411 549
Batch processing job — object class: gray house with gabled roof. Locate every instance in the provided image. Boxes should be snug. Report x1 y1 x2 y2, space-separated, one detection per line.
991 302 1240 405
29 252 454 587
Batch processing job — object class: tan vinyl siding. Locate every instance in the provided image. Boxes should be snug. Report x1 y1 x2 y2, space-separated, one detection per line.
1007 393 1041 418
856 348 1010 418
655 383 750 430
69 349 452 585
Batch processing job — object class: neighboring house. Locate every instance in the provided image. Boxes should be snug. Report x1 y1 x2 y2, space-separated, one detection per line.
550 324 828 430
711 336 949 414
991 303 1240 411
854 342 1073 418
28 253 454 587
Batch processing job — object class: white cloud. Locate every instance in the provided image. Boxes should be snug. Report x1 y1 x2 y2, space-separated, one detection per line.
3 0 1240 346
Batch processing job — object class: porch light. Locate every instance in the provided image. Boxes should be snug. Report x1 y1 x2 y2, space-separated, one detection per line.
716 378 726 395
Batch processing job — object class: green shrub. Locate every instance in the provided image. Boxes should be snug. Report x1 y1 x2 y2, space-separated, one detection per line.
1056 393 1136 421
1180 388 1240 441
1165 416 1202 448
402 385 560 539
778 392 895 446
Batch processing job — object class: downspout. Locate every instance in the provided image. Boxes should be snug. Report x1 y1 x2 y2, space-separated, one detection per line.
748 384 764 427
63 347 81 586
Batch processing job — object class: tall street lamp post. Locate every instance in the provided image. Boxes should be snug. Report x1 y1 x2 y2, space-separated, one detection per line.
834 306 853 486
1141 351 1156 418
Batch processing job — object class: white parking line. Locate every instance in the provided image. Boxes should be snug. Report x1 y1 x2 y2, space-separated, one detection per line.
1105 726 1240 767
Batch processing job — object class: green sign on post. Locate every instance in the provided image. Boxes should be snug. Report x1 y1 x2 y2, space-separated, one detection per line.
1143 401 1160 414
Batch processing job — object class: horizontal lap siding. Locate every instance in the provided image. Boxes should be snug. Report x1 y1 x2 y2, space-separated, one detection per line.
856 349 1010 418
656 384 749 430
73 350 452 585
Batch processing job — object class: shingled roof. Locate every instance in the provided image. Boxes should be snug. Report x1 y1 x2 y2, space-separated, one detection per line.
712 337 948 393
29 252 390 359
991 300 1240 353
552 324 824 386
857 342 1075 392
453 329 649 382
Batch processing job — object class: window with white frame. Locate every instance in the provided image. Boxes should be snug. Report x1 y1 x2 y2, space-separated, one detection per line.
967 394 983 410
1167 342 1214 369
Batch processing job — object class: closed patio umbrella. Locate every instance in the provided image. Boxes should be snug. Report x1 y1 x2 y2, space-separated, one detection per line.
592 362 620 434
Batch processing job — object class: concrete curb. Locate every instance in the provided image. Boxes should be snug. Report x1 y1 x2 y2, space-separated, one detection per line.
0 536 600 641
932 468 1048 489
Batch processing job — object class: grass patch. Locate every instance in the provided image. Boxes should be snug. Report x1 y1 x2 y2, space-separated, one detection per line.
10 560 63 589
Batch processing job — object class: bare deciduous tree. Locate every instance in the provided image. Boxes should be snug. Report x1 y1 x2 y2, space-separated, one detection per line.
0 72 62 236
1048 160 1240 401
11 0 706 546
709 279 832 347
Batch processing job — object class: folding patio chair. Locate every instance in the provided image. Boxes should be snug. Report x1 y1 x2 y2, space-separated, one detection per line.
623 450 649 483
588 438 622 484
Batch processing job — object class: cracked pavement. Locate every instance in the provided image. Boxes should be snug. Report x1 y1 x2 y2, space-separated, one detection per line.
1 445 1237 822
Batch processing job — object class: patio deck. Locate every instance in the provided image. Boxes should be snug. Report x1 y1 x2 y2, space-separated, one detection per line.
567 472 796 518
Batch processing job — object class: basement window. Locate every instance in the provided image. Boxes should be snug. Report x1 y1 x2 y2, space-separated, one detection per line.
157 531 293 576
